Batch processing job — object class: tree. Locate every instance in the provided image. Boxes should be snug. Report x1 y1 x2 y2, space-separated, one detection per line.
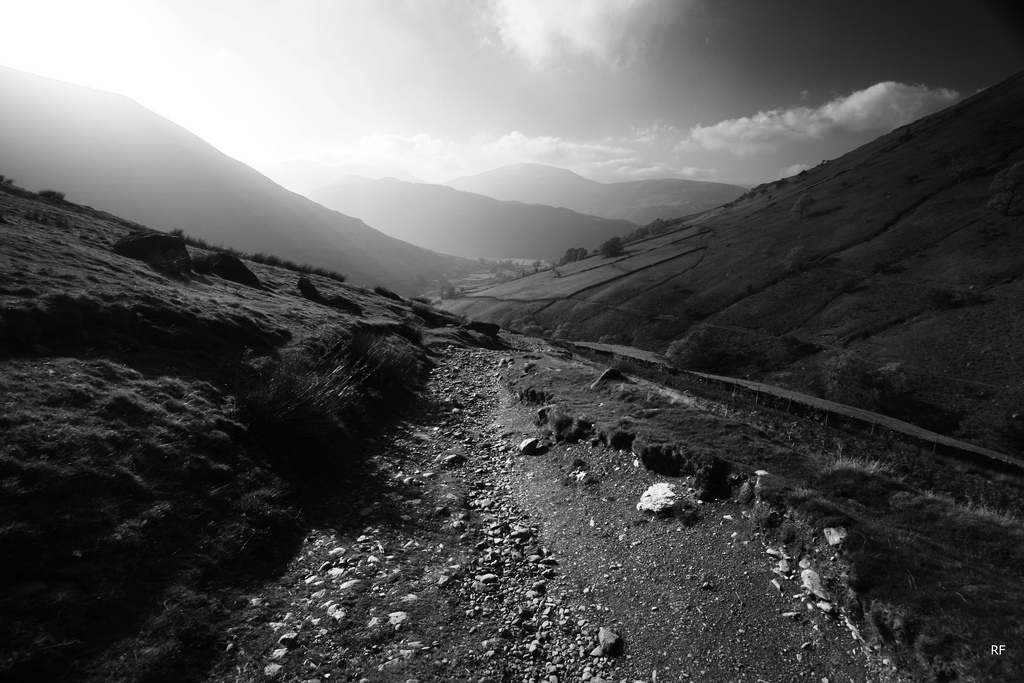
558 247 588 265
792 193 816 219
599 236 624 258
988 160 1024 216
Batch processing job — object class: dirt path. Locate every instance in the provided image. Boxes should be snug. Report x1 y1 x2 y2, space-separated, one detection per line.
208 343 905 683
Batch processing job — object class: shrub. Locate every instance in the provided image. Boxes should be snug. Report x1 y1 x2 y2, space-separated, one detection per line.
599 236 624 258
37 189 65 200
236 327 426 466
373 285 403 302
666 325 725 371
814 352 914 413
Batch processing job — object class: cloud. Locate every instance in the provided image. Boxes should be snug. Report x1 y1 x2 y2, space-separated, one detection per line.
779 163 810 177
682 82 961 155
579 158 715 181
478 130 631 164
486 0 675 69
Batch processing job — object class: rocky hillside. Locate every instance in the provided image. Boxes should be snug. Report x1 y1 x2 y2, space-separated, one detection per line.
446 70 1024 456
1 181 1022 683
0 65 480 293
446 163 746 224
309 177 636 260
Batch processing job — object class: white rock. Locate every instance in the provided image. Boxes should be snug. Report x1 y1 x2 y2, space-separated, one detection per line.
388 611 409 627
824 527 847 546
801 569 830 600
519 438 540 455
636 483 677 513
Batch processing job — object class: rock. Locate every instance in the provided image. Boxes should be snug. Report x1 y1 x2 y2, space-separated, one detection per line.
112 232 191 273
277 632 299 647
636 482 677 514
339 579 364 591
388 611 409 628
519 438 540 455
462 320 500 338
297 276 323 301
263 663 283 678
589 367 626 389
801 569 830 600
442 453 467 468
824 527 847 546
597 626 623 656
735 480 754 504
296 276 362 314
207 253 261 287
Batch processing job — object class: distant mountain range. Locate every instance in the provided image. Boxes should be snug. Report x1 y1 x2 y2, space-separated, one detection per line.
446 163 746 224
446 70 1024 455
309 177 636 260
0 65 475 293
261 160 422 196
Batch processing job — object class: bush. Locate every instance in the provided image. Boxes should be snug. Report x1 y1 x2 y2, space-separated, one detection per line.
236 327 427 466
814 352 913 413
599 236 624 258
37 189 65 200
373 285 403 302
666 325 724 371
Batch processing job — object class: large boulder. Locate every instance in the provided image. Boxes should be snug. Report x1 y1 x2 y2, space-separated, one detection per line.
297 276 324 301
462 320 500 338
208 253 261 288
297 277 362 315
636 483 678 515
112 233 191 273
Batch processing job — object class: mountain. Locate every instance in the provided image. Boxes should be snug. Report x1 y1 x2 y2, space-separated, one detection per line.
261 160 422 196
309 177 636 260
0 65 473 293
446 70 1024 455
446 162 746 224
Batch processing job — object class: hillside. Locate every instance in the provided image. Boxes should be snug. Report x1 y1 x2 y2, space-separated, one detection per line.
2 182 1022 683
446 70 1024 456
261 160 422 196
446 162 746 224
0 65 477 294
309 177 637 260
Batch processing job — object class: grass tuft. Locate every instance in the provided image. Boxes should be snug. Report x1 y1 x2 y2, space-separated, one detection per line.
236 327 428 470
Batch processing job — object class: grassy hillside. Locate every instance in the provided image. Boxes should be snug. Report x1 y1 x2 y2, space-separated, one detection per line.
0 181 466 681
0 65 480 294
310 177 637 260
446 70 1024 455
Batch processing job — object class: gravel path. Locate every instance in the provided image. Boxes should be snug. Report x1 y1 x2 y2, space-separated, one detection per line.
209 342 906 683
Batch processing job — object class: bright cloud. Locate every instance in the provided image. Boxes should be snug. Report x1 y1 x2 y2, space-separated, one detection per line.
779 163 810 177
683 82 962 155
486 0 674 68
578 157 714 181
478 131 631 164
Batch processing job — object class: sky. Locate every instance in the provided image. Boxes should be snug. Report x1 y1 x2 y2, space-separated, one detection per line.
1 0 1022 186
